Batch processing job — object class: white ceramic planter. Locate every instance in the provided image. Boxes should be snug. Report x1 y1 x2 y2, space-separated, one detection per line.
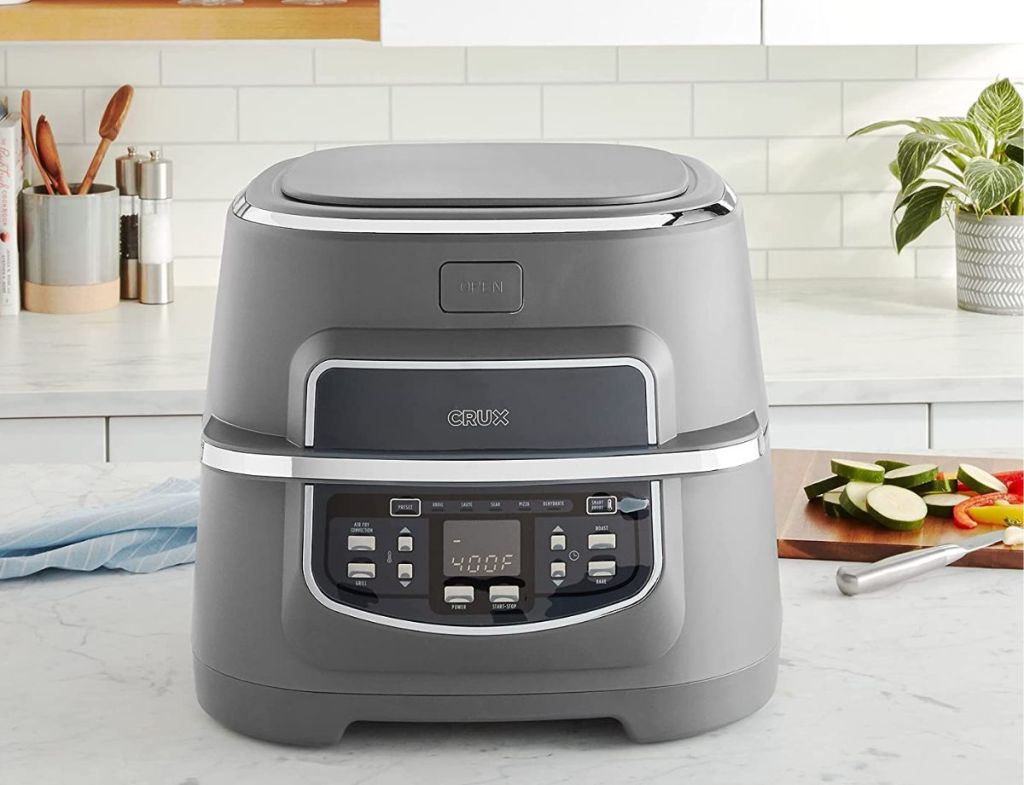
955 212 1024 316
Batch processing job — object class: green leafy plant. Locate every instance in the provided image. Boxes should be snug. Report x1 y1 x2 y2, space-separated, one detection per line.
850 78 1024 253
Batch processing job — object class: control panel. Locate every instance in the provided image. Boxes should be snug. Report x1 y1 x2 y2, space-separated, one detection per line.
304 482 659 628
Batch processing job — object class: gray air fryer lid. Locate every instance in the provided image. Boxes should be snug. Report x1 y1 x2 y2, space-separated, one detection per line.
279 143 691 208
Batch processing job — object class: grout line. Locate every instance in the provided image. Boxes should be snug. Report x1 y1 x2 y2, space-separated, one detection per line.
103 417 110 462
387 85 393 141
158 47 164 85
927 403 934 449
463 47 469 83
311 45 317 84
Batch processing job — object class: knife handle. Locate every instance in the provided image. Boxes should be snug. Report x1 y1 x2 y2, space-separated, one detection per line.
836 544 963 596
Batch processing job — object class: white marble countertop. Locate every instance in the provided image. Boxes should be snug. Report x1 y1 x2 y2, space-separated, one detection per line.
0 280 1020 418
1 461 1021 784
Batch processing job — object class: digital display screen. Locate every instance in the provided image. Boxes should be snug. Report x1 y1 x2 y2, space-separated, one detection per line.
443 519 520 577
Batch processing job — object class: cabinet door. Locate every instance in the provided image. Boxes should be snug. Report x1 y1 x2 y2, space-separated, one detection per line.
930 402 1024 453
107 416 203 462
381 0 761 46
0 418 106 464
764 0 1024 44
768 404 929 452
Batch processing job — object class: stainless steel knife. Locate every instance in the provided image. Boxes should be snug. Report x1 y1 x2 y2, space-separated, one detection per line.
836 529 1007 596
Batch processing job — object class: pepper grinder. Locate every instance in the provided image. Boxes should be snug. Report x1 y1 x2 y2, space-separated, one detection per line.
138 150 174 305
116 147 144 300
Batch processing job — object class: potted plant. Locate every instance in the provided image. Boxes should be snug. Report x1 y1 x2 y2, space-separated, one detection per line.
851 78 1023 315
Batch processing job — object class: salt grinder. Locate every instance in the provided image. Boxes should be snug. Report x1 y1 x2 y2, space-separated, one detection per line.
138 150 174 305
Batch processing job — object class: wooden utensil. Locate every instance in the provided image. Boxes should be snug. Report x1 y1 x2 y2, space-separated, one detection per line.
35 116 72 196
77 85 134 196
20 90 54 195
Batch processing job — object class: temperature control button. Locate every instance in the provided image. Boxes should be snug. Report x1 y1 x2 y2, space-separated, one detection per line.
588 559 617 578
444 585 474 605
347 535 376 552
587 496 617 515
550 561 567 579
588 533 617 550
489 585 520 603
397 562 413 581
390 498 421 517
550 533 567 551
347 562 376 579
397 535 414 552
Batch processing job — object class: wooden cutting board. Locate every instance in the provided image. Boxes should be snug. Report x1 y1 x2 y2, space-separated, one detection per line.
774 449 1023 569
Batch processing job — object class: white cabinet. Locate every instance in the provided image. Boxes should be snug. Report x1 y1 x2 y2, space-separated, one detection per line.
768 404 930 452
764 0 1024 45
381 0 761 46
0 418 106 464
930 402 1024 453
107 416 203 462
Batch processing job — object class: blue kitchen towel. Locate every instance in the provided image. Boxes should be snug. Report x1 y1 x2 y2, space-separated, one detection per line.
0 477 198 580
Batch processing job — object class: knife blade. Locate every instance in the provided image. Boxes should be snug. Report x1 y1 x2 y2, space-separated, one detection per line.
836 529 1007 596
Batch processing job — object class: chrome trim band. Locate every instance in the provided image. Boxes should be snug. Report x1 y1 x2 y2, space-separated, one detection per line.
304 357 659 448
231 188 736 235
201 433 763 483
300 481 664 636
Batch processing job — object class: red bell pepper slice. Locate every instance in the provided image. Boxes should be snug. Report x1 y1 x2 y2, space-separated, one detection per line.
951 470 1023 496
952 492 1024 530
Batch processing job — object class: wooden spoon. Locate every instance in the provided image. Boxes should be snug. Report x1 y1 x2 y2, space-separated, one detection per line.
35 116 72 196
20 90 54 195
77 84 134 195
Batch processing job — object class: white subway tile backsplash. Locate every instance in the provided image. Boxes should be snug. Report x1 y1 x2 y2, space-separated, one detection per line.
164 143 313 200
842 192 954 248
637 138 767 193
393 86 540 140
239 87 389 142
748 250 768 279
172 201 228 258
694 82 841 137
85 87 236 143
468 47 615 83
175 257 222 288
317 44 465 84
768 137 898 193
769 248 914 279
916 247 956 278
917 45 1024 80
6 41 1018 284
162 45 313 86
769 46 915 80
7 45 160 86
743 194 842 249
619 46 765 82
0 87 84 143
843 79 991 135
543 84 690 139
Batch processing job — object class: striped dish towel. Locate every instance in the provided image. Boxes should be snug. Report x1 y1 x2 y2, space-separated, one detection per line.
0 477 198 580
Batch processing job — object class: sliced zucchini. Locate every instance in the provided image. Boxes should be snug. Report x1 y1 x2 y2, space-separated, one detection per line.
883 463 939 488
958 463 1008 494
831 459 885 483
804 474 847 500
866 485 928 531
823 489 850 518
840 480 882 522
876 459 909 472
912 478 957 495
922 492 970 518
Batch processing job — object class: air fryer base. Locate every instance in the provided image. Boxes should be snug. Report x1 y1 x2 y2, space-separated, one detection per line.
194 649 779 745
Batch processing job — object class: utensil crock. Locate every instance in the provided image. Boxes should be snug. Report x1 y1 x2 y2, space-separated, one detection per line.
20 184 119 314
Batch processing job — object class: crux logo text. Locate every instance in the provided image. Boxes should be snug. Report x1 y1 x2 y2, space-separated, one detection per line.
447 409 510 427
